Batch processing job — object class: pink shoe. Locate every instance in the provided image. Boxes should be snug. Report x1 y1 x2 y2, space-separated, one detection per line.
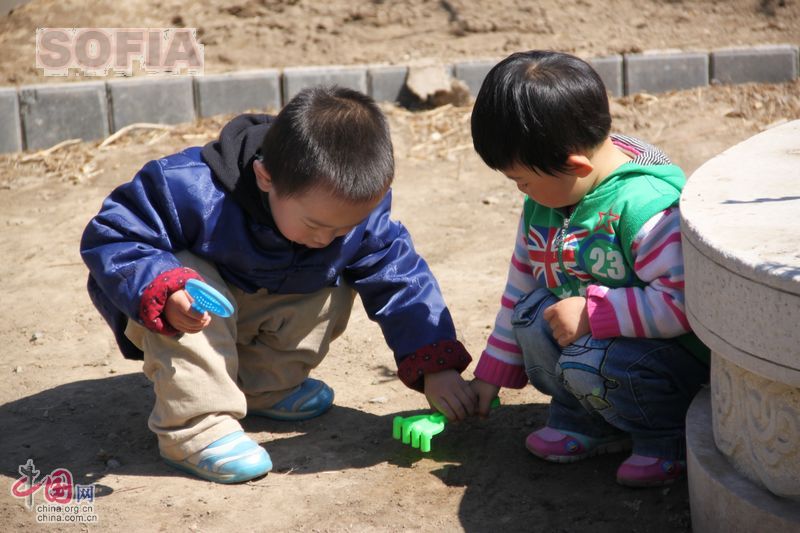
525 426 631 463
616 454 686 487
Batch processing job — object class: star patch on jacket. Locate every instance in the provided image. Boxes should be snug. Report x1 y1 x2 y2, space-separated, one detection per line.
594 209 620 233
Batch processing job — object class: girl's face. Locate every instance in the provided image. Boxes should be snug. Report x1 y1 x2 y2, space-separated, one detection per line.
500 162 594 209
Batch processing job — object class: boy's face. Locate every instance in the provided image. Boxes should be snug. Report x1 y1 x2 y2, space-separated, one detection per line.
501 161 594 209
254 162 383 248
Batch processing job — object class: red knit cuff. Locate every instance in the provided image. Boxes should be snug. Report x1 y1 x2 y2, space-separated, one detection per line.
397 339 473 392
138 267 204 335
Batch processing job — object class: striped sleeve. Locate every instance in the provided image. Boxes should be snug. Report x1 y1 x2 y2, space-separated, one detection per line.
473 214 539 389
586 207 691 339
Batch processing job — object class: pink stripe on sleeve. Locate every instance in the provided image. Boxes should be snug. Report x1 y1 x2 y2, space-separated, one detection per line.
658 277 684 290
634 232 682 271
626 289 647 337
662 292 691 331
487 335 523 354
511 254 532 274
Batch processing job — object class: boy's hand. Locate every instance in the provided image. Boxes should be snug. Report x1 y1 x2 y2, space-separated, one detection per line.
543 296 590 347
470 378 500 418
164 289 212 334
424 369 477 422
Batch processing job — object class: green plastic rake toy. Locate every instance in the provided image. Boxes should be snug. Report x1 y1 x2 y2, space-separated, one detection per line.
392 397 500 453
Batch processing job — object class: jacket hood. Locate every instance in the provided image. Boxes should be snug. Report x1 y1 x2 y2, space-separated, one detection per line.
201 113 276 225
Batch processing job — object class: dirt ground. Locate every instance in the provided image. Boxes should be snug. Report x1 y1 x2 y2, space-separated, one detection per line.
0 0 798 85
1 1 800 532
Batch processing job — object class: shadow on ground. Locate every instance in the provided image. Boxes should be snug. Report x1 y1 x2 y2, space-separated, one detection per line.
1 374 692 532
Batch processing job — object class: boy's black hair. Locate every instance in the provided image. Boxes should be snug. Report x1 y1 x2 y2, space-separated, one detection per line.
471 50 612 175
260 86 394 202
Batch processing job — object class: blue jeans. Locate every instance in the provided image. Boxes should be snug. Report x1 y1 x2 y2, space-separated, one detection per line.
512 288 708 459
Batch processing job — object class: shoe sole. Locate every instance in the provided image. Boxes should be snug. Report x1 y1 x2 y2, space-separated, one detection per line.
249 380 334 421
527 438 632 464
249 401 333 421
616 474 683 488
163 457 271 484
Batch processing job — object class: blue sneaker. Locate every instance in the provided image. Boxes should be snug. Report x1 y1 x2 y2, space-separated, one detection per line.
249 378 334 421
162 431 272 484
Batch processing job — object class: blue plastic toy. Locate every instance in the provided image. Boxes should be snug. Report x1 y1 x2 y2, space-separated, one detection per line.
392 397 500 453
185 279 234 318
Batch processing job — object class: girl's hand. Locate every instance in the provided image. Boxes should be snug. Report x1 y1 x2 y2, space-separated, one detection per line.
164 289 211 333
470 378 500 418
543 296 590 346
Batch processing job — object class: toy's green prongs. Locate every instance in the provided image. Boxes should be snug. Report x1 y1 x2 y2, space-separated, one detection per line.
392 416 403 440
419 433 431 453
391 397 502 453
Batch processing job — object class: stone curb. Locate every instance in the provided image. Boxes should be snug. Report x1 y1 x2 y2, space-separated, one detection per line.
0 45 797 153
107 77 195 132
18 81 109 151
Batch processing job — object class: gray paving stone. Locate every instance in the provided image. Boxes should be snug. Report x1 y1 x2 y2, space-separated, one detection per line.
194 69 281 117
588 55 624 97
625 51 709 95
367 65 408 103
19 81 109 150
107 77 195 132
0 88 22 153
711 45 799 84
454 59 497 96
282 66 368 102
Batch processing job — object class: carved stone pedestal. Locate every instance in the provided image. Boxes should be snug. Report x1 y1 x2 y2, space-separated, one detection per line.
681 120 800 532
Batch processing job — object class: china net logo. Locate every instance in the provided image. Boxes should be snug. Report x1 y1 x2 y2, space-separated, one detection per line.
11 459 99 524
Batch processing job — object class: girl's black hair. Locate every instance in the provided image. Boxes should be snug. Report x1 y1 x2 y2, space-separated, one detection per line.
471 50 611 175
260 86 394 201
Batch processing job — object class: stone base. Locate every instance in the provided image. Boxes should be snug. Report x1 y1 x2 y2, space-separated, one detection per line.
686 388 800 532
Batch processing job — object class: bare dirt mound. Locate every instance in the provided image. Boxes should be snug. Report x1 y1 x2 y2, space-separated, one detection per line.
0 0 797 85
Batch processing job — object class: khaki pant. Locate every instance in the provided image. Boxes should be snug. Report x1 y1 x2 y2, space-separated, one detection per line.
125 251 355 461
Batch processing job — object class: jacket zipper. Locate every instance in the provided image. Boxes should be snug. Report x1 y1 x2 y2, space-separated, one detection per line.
555 207 580 296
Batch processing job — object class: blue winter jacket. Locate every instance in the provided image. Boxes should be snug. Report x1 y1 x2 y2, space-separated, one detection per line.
80 114 461 377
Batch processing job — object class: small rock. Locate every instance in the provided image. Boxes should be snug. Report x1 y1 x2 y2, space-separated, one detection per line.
369 396 388 404
29 331 43 343
12 366 22 373
724 109 745 118
482 196 499 205
405 64 471 108
406 64 452 101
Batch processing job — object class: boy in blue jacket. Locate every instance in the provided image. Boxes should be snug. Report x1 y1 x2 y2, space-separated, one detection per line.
81 86 476 483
